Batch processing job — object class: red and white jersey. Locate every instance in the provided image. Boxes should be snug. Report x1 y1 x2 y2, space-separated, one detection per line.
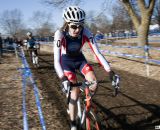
54 27 111 78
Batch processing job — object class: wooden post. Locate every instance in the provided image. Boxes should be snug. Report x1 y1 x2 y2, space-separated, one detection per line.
144 45 150 76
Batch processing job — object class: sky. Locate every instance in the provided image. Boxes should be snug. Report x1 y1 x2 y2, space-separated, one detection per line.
0 0 114 33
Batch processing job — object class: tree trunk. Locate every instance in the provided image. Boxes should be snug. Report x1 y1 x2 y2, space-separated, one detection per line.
137 24 149 46
137 13 150 46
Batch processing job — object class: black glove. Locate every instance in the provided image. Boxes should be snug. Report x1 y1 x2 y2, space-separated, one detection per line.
109 71 120 87
61 76 70 93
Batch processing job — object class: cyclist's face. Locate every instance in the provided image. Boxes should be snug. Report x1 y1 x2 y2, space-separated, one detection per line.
68 23 83 37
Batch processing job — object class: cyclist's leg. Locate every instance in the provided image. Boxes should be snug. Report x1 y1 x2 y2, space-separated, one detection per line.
80 62 100 129
31 50 36 65
34 49 39 66
64 71 79 129
80 63 98 92
28 47 34 64
28 47 33 62
62 58 79 129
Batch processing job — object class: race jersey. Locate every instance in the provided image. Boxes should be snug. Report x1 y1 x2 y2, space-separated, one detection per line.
54 27 111 78
27 37 36 48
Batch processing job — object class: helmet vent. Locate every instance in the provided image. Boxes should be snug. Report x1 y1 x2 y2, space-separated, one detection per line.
80 11 82 18
67 12 71 18
72 11 75 18
77 12 79 19
64 14 67 19
69 7 72 11
63 6 85 23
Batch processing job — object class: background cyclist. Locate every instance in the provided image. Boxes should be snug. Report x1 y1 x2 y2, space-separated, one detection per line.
53 6 120 130
26 31 39 67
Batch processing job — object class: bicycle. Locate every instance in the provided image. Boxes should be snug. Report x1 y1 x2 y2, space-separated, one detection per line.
111 75 120 97
66 81 101 130
28 46 39 68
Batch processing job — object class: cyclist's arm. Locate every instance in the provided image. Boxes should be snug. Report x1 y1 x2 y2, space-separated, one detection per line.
54 30 64 78
83 28 111 73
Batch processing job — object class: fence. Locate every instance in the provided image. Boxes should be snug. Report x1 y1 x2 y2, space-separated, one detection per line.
97 43 160 76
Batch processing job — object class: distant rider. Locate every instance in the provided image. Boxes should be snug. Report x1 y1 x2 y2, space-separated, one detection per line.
26 32 39 67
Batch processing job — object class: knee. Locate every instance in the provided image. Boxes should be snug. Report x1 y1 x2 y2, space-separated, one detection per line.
69 88 79 105
88 80 98 91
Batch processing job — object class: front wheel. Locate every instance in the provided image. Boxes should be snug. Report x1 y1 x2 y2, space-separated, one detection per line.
85 110 101 130
113 85 120 97
32 50 39 68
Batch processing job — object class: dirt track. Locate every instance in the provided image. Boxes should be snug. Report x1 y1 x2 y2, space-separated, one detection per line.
0 48 160 130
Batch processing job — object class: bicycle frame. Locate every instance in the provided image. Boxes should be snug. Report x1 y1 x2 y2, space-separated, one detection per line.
69 82 101 130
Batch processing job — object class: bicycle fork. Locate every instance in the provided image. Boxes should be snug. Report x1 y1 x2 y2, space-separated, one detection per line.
77 88 92 130
85 88 92 130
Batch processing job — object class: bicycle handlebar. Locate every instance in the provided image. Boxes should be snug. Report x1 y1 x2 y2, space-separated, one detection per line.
66 80 119 104
67 81 93 104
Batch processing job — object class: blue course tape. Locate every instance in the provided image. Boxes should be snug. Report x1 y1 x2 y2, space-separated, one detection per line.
97 44 160 65
149 59 160 65
98 44 160 51
18 48 46 130
101 50 146 59
100 49 160 65
22 74 29 130
29 76 46 130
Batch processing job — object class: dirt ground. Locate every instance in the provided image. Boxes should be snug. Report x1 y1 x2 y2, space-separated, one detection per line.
0 43 160 130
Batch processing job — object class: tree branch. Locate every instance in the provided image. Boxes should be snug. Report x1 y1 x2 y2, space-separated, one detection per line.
120 0 140 30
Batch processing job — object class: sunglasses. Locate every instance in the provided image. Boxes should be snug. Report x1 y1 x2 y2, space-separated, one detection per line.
69 24 83 30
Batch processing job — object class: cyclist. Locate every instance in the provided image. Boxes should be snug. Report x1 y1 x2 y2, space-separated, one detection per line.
53 6 120 130
26 32 39 67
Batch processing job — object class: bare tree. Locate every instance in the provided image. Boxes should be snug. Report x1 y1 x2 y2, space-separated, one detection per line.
85 11 112 34
0 9 24 36
31 11 52 28
29 11 55 37
112 2 133 31
120 0 155 46
42 0 82 8
94 13 112 33
152 0 160 25
36 22 55 37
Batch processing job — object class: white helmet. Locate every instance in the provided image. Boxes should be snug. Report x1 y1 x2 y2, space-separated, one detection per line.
26 32 32 36
63 6 85 24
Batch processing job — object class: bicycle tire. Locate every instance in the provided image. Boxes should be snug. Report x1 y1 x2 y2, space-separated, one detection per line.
85 110 101 130
113 85 119 97
32 51 39 68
